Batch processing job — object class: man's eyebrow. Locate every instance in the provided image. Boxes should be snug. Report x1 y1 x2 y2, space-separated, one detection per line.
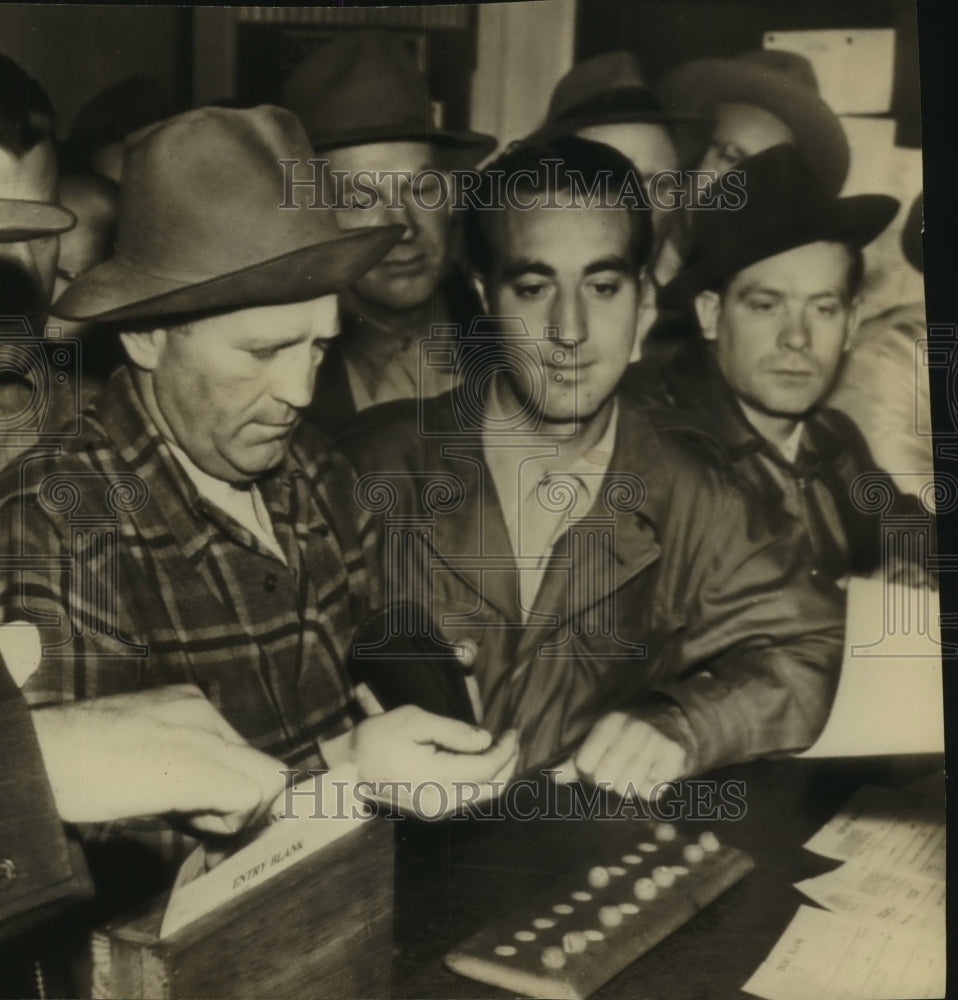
237 333 310 350
734 283 785 299
501 260 555 281
583 256 631 277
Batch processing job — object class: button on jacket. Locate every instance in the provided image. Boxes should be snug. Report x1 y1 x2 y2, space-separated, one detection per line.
339 387 844 776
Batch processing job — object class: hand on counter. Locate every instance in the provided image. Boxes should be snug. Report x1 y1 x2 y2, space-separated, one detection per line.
557 711 688 801
30 684 286 836
345 705 519 819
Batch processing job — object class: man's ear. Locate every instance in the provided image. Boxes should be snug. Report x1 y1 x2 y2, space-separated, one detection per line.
119 328 167 372
694 290 721 341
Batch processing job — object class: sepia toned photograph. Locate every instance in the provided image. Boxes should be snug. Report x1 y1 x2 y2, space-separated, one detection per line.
0 2 949 998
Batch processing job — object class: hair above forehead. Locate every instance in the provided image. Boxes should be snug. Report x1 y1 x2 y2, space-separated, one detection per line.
0 54 56 156
464 134 654 278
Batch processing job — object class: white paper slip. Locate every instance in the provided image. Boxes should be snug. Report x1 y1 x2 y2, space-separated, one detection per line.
804 786 945 878
743 905 945 1000
798 578 944 757
160 765 372 939
795 862 945 935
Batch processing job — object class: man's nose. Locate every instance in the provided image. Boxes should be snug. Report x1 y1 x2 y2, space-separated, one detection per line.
387 195 420 242
552 292 588 346
777 306 812 352
273 345 321 410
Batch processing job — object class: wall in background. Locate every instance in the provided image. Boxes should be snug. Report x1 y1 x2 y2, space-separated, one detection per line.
0 4 188 138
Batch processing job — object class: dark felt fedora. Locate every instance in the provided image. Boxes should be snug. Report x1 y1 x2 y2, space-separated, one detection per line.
534 51 695 142
0 199 75 241
658 49 849 197
280 31 496 168
659 144 898 309
52 105 404 323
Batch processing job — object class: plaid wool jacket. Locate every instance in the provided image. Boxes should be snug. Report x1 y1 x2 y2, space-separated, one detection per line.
0 367 377 771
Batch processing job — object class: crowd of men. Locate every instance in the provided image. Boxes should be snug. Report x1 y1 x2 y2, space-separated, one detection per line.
0 29 929 993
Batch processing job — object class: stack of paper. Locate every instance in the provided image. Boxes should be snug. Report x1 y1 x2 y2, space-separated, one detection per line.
744 786 945 1000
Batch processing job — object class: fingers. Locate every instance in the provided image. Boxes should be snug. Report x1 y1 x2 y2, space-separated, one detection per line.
573 711 628 778
404 706 494 754
178 737 286 822
437 728 518 784
572 713 687 801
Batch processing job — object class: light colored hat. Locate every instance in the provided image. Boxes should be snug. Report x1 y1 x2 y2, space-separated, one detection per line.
53 105 403 323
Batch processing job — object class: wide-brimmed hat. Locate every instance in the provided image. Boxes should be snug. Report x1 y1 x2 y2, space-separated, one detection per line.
280 31 496 168
534 51 696 142
659 144 898 309
658 49 849 197
0 199 75 241
52 105 404 323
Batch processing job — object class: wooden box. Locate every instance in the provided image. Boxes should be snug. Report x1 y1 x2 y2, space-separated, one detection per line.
91 818 394 999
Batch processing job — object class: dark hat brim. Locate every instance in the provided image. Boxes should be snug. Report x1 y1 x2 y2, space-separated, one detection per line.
0 199 76 241
52 224 403 324
659 194 900 310
307 124 497 168
657 58 850 196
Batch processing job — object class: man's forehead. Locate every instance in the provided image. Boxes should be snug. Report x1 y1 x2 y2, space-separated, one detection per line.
174 294 341 343
0 139 57 201
712 102 794 145
501 200 633 264
323 140 435 173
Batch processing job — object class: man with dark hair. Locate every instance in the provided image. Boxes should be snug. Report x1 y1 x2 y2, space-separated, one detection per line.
627 144 905 580
341 135 844 798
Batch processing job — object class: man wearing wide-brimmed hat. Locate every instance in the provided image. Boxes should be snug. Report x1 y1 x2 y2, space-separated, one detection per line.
647 47 850 302
534 51 686 223
626 144 913 582
0 105 517 883
281 31 497 433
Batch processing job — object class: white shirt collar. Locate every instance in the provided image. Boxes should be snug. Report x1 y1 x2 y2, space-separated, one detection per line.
165 440 287 564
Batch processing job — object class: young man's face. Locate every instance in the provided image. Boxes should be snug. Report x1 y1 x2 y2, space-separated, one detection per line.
695 241 860 420
696 102 795 178
0 139 60 324
126 295 340 483
483 194 640 425
324 141 450 313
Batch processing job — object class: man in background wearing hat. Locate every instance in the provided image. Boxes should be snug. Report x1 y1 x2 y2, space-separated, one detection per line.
0 54 83 470
533 51 689 348
649 48 850 303
281 31 496 434
0 105 517 900
342 135 845 799
628 144 910 581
